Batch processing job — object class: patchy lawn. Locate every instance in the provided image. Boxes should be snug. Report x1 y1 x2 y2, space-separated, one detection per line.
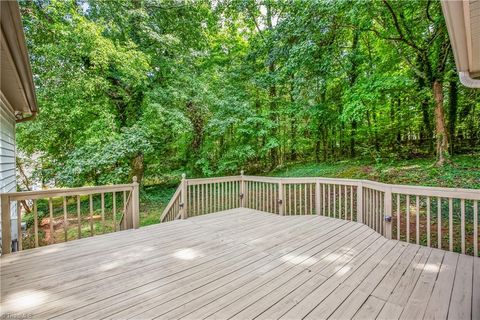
269 154 480 189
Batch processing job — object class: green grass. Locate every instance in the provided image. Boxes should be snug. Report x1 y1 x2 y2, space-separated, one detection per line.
139 184 177 227
137 154 479 228
269 154 480 189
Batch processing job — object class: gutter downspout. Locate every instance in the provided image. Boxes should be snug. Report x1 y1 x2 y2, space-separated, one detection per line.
459 72 480 88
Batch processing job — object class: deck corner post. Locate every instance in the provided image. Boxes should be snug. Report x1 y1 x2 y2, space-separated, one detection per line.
1 194 12 254
315 180 321 215
131 176 140 229
384 187 393 239
240 170 245 208
278 180 284 216
181 173 188 219
357 182 363 224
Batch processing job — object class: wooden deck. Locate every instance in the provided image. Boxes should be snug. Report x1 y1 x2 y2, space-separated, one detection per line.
1 209 479 320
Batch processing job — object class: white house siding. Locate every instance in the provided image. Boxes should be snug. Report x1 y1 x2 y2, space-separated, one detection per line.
0 93 17 249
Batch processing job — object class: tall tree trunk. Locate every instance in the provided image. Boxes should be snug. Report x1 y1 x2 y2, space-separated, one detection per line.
289 81 297 161
348 30 360 158
186 101 204 172
266 3 278 169
350 121 357 158
433 80 450 166
130 153 144 184
448 80 457 154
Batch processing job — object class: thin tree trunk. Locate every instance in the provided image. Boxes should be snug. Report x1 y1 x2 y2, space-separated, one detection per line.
433 80 450 166
448 80 457 154
130 153 144 184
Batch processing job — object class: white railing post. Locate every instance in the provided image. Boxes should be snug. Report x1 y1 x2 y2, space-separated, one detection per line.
240 170 245 208
181 174 188 219
131 176 140 229
384 187 392 239
357 182 363 223
315 180 321 215
278 179 284 216
1 194 12 254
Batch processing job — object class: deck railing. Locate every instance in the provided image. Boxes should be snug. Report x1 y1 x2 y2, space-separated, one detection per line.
0 177 140 254
161 172 480 256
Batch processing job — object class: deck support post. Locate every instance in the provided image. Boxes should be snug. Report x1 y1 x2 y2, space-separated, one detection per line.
240 170 245 208
1 194 12 254
315 180 321 215
181 174 188 219
384 187 392 239
278 180 284 216
357 182 363 223
131 176 140 229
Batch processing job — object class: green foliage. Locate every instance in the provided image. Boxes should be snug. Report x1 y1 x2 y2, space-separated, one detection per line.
17 0 480 188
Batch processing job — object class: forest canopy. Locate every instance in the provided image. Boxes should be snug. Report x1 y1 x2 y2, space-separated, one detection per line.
17 0 480 187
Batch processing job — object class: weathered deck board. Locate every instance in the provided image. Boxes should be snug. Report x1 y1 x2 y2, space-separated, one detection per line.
0 208 478 320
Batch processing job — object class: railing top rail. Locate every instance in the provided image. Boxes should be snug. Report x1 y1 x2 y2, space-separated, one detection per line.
235 175 479 199
186 175 241 185
1 183 135 201
160 184 182 222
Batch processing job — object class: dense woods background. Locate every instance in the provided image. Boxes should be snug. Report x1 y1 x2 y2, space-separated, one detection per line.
17 0 479 189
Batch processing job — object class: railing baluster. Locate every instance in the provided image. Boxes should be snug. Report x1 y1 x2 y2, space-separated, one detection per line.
63 196 68 242
265 183 269 212
123 191 127 229
89 194 94 236
328 184 331 217
371 190 374 230
350 186 353 221
229 181 233 210
309 184 313 215
260 182 263 211
370 189 374 230
224 182 227 211
33 199 39 248
474 200 478 257
270 183 274 213
303 184 307 215
210 183 214 211
426 196 431 247
372 190 378 232
461 199 465 254
101 193 105 231
449 198 453 251
397 194 400 241
16 201 22 251
406 195 410 243
438 197 442 249
206 183 215 212
201 184 204 214
197 184 200 215
112 192 116 232
49 197 54 244
416 195 420 245
322 184 326 215
294 184 297 215
264 182 267 212
315 181 320 215
340 185 343 219
333 185 337 218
